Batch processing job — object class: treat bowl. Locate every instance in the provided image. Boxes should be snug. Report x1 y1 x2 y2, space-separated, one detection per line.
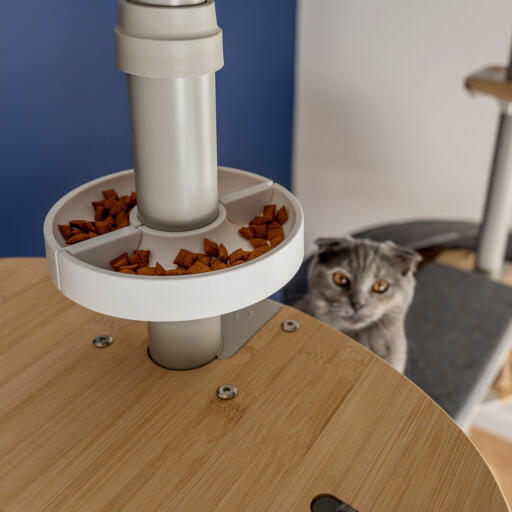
44 167 304 321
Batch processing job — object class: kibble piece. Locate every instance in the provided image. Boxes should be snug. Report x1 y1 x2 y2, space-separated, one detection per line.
218 243 228 263
67 233 90 244
229 260 245 267
137 266 157 276
238 227 253 239
196 254 212 266
249 238 268 249
103 199 114 212
92 200 105 210
247 250 262 261
268 221 281 231
173 249 198 269
267 227 284 241
102 189 119 201
275 206 288 225
255 245 272 254
155 262 166 275
249 216 266 226
119 195 131 205
165 268 187 276
204 238 219 257
69 228 83 237
110 201 127 216
129 249 150 267
270 233 285 247
87 232 98 238
95 215 114 234
95 220 111 235
58 225 73 239
250 224 268 238
130 191 137 203
94 206 105 221
115 211 129 228
263 204 276 222
186 260 211 274
70 219 96 233
229 248 249 264
119 264 138 272
110 252 129 270
119 268 137 274
211 259 228 271
104 215 114 227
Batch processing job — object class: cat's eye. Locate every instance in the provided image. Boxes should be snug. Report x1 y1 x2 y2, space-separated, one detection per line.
372 279 389 293
333 272 350 287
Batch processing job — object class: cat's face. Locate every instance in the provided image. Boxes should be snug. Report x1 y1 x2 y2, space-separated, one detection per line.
308 237 421 331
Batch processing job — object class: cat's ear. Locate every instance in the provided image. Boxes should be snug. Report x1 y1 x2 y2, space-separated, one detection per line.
384 242 422 275
315 236 353 263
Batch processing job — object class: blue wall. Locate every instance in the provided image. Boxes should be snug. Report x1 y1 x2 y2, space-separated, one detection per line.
0 0 296 256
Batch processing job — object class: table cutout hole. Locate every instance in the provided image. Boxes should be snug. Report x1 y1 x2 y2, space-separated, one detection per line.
310 494 358 512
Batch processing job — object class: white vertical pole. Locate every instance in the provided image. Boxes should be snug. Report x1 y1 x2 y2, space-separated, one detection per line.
476 36 512 279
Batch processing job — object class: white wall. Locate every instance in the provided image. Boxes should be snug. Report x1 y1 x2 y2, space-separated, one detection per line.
294 0 512 254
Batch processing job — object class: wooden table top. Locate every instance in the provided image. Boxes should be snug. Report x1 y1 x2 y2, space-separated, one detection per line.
0 258 509 511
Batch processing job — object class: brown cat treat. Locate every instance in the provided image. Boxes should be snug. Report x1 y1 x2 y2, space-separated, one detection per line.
262 204 276 222
267 227 284 241
173 249 198 269
186 261 211 274
204 238 219 257
102 189 118 201
250 224 268 238
165 268 187 276
249 216 266 226
155 262 166 275
58 225 73 239
137 266 157 276
218 243 228 263
129 249 150 267
196 254 212 266
238 227 253 239
67 233 91 244
229 248 248 264
275 206 288 225
110 252 129 270
211 260 228 270
249 238 268 249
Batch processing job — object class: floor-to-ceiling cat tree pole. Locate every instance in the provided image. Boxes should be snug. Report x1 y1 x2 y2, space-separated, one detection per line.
467 34 512 279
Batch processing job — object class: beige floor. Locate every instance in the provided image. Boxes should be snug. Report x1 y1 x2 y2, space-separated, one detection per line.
433 249 512 505
470 429 512 506
433 248 512 286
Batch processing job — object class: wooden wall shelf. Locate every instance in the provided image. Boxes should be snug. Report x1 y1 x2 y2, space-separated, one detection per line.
466 66 512 103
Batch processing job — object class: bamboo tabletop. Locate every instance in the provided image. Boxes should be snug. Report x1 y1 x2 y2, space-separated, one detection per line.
0 258 509 511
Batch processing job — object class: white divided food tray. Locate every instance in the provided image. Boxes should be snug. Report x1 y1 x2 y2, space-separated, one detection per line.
44 167 304 322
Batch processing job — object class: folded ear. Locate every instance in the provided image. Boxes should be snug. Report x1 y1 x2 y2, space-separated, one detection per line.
384 242 422 275
315 236 353 263
315 236 353 251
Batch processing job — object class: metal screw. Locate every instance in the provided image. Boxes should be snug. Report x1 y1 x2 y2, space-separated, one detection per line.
93 334 114 348
216 384 237 400
281 319 299 332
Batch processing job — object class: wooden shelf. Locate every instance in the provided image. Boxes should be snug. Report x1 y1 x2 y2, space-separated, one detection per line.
0 258 509 511
466 66 512 102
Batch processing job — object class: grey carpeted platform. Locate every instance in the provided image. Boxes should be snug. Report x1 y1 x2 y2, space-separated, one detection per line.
283 220 512 425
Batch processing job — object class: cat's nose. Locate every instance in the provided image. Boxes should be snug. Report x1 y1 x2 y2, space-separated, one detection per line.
351 300 364 312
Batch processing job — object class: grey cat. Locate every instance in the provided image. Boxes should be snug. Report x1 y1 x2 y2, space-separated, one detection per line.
295 236 421 373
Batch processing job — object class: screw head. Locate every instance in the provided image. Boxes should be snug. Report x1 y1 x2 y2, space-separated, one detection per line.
281 319 299 332
216 384 237 400
93 334 114 348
